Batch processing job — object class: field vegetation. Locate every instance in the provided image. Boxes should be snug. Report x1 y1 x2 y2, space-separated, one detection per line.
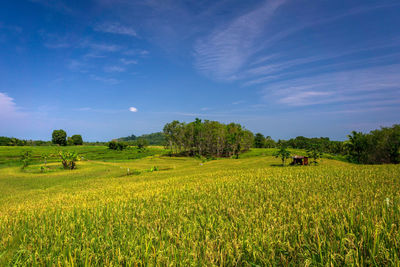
0 145 399 265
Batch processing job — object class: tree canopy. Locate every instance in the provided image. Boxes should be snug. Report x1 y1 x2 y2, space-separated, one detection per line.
163 119 254 158
52 130 67 146
346 125 400 164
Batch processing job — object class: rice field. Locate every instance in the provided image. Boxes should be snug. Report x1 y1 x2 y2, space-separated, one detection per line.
0 147 399 265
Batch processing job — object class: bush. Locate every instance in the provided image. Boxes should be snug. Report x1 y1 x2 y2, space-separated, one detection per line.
71 135 83 145
58 151 80 170
108 141 127 151
136 138 148 150
20 151 32 170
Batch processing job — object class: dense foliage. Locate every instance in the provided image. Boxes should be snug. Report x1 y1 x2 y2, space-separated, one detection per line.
70 134 83 145
163 119 254 158
19 150 32 169
0 136 27 146
253 133 276 148
118 132 165 145
283 136 345 154
58 151 80 170
136 138 148 150
346 125 400 164
52 129 67 146
108 141 128 151
273 146 291 165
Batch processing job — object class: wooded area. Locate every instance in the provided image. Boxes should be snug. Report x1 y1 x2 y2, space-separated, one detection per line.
163 119 253 158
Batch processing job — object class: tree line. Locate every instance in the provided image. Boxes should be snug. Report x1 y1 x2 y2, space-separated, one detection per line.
118 132 165 145
2 123 399 165
346 125 400 164
163 119 254 158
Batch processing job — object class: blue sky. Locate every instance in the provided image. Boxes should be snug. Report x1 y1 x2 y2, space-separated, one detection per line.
1 0 400 141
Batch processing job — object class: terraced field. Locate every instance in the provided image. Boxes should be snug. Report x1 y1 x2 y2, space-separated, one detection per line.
0 147 399 265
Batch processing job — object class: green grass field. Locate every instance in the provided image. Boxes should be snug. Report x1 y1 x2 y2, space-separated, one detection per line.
0 146 399 265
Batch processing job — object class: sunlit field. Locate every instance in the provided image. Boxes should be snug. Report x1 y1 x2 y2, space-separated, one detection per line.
0 146 399 265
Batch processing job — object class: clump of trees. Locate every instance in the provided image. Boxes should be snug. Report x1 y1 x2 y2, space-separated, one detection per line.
163 119 254 158
254 133 277 148
283 136 345 155
0 137 27 146
52 130 83 146
108 138 148 151
346 125 400 164
108 141 128 150
118 132 165 145
136 138 148 150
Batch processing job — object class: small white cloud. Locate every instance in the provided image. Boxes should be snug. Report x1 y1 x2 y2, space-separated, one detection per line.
0 92 25 119
120 58 138 65
124 49 149 56
90 75 120 84
129 107 138 112
94 22 137 37
104 66 125 73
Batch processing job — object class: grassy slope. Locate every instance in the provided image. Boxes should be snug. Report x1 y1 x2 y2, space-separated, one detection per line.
0 145 166 167
0 148 399 265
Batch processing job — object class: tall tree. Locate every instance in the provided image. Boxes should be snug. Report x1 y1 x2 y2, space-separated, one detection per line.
274 146 291 166
71 135 83 145
52 129 67 146
254 133 265 148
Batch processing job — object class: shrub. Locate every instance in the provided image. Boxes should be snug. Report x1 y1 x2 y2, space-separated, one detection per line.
71 135 83 145
307 144 322 165
108 141 127 151
273 146 291 166
136 138 148 150
20 151 32 170
58 151 80 170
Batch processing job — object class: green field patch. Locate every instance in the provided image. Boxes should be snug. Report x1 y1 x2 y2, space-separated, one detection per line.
0 147 399 265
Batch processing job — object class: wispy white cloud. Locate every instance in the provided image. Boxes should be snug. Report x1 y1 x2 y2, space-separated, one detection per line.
123 49 149 56
104 65 125 73
129 107 138 112
120 58 138 65
264 64 400 107
244 51 400 86
81 41 122 52
193 1 400 83
90 75 120 84
0 92 24 119
67 60 88 72
94 22 138 37
193 0 286 80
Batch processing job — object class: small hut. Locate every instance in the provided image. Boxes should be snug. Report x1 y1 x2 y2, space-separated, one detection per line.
291 155 309 165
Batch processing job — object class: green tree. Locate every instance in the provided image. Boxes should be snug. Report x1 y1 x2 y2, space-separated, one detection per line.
52 129 67 146
20 151 32 170
136 138 148 150
254 133 265 148
273 146 291 166
71 135 83 145
108 141 127 151
264 136 276 148
58 151 80 170
307 144 322 165
345 131 370 163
